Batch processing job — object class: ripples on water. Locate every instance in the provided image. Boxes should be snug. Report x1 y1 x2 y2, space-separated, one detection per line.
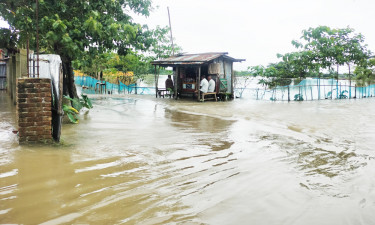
1 92 375 224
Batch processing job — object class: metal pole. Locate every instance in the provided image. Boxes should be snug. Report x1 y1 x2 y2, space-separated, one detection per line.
27 38 29 77
167 7 175 56
36 0 39 77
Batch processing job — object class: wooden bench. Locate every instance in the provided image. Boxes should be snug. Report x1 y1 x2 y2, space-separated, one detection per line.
202 92 217 102
95 82 106 93
157 89 173 98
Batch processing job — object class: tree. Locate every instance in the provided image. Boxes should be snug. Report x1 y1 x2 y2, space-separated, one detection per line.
295 26 371 82
354 58 375 86
0 28 17 52
72 24 181 83
0 0 160 99
256 26 371 92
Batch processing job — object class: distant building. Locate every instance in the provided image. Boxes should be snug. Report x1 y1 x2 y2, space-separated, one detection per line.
152 52 245 101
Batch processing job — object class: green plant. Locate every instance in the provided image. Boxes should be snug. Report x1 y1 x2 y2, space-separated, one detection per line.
1 0 178 100
166 87 174 97
63 94 93 123
339 90 348 99
294 93 304 101
326 91 332 99
64 94 93 111
62 104 79 124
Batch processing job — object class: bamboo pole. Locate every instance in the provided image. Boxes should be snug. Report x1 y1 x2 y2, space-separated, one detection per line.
198 66 201 101
167 7 175 56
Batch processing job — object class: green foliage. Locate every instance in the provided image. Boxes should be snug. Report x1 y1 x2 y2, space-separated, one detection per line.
339 90 348 99
80 94 93 109
354 58 375 86
251 26 371 88
62 104 79 124
0 0 175 98
0 28 18 51
294 94 304 101
63 94 93 124
166 88 174 97
72 27 181 81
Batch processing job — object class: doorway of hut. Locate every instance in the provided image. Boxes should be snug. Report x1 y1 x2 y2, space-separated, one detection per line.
176 65 219 101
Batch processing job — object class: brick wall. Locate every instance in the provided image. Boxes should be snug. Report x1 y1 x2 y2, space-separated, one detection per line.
17 78 53 143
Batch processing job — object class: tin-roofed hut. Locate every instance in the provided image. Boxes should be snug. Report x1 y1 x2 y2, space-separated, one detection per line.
151 52 245 101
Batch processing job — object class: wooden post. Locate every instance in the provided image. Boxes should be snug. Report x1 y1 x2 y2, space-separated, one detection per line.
231 61 234 98
223 58 226 79
174 66 179 100
154 65 158 98
318 76 320 100
288 85 290 102
198 66 201 101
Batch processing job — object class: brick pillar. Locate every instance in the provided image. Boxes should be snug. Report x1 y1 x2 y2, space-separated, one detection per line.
17 78 53 144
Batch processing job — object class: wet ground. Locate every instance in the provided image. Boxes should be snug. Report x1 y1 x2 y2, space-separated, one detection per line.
1 90 375 224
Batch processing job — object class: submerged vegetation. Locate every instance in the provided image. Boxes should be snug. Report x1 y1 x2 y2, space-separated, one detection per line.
63 94 93 124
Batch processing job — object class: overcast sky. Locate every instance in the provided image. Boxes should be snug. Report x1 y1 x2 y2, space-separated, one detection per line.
133 0 375 70
2 0 374 71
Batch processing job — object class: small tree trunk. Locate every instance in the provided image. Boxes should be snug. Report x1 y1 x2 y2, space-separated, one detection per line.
62 57 78 99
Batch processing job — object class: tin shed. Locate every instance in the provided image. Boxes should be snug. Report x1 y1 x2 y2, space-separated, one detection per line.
151 52 245 101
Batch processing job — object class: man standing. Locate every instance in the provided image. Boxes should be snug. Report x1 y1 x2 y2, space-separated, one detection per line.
199 75 209 93
207 75 215 92
165 75 174 90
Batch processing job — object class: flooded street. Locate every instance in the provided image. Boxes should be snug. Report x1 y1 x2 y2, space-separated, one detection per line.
1 90 375 224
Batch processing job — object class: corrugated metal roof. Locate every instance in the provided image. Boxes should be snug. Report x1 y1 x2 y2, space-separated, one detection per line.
151 52 245 66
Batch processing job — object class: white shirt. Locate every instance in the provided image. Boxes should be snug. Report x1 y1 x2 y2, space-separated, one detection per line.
208 79 215 92
200 78 208 93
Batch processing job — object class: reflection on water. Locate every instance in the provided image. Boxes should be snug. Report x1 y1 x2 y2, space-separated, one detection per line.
1 92 375 224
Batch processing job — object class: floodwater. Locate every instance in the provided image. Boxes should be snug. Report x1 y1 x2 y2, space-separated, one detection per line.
1 90 375 225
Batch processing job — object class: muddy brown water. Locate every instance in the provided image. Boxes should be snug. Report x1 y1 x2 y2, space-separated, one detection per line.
1 90 375 224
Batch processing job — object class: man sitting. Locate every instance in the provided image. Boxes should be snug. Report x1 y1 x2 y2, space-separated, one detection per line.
199 75 208 93
207 75 215 93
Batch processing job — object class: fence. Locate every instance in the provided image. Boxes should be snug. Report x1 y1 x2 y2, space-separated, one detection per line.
75 75 155 95
236 78 375 101
75 76 375 101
